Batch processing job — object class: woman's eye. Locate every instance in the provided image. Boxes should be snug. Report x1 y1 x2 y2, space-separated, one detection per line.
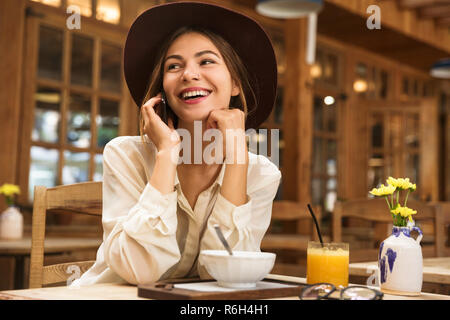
201 59 215 65
167 64 180 71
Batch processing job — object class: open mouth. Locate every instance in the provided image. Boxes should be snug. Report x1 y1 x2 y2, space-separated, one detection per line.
179 89 211 101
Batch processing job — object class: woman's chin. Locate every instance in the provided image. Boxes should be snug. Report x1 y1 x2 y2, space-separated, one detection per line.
176 112 210 125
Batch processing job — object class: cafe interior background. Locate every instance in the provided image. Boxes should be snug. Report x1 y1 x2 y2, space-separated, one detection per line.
0 0 449 292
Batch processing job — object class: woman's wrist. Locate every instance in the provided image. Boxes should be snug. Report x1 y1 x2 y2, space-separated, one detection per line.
150 149 178 194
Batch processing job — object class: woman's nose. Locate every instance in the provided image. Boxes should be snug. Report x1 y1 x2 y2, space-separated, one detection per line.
182 67 200 81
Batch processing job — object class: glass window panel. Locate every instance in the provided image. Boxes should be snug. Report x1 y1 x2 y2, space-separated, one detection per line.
93 154 103 181
311 178 323 206
325 190 337 212
368 153 385 190
312 137 323 174
314 49 324 81
96 0 121 24
97 99 119 147
368 165 384 191
324 53 337 85
31 0 61 7
71 34 93 87
67 93 91 147
371 114 384 148
67 0 92 17
323 103 337 132
326 139 337 161
327 159 337 177
28 147 59 202
405 114 420 148
33 87 61 143
101 42 122 92
413 80 419 96
405 153 419 186
313 96 323 131
63 151 90 184
37 26 63 81
327 177 337 190
356 63 367 78
402 77 409 95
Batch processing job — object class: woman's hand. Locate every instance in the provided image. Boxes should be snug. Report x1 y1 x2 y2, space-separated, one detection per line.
206 108 248 164
141 94 180 153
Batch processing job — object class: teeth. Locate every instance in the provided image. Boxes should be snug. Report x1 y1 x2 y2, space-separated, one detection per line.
182 90 210 99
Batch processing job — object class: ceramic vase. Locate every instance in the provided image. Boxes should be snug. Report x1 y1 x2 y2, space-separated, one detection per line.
0 206 23 240
378 226 423 296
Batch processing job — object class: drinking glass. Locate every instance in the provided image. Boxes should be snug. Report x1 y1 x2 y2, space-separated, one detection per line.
306 241 349 288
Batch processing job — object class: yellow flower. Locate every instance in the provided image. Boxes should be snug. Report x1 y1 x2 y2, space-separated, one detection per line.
370 184 396 196
390 206 417 218
386 177 416 191
0 184 20 197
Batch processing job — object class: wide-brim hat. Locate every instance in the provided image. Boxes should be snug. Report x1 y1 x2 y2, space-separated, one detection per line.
124 1 278 129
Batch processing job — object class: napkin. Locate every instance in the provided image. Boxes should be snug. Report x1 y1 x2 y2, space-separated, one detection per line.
174 280 297 292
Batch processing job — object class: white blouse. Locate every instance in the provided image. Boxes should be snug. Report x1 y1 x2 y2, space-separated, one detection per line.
71 135 281 286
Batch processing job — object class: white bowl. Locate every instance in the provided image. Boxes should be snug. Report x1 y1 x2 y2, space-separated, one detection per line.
199 250 276 288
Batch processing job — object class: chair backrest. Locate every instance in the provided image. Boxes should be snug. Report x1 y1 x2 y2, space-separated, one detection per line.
332 197 443 262
29 182 102 288
269 201 322 239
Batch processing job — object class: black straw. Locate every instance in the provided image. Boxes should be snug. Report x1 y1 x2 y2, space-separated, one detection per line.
307 203 324 247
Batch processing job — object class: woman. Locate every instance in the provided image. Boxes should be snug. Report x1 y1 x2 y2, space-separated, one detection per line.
72 2 280 286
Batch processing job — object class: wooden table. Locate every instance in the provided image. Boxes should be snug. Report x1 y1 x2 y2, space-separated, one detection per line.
349 257 450 295
0 274 449 300
349 257 450 284
0 237 102 290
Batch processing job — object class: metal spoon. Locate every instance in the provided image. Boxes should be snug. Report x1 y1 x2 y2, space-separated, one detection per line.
213 224 233 256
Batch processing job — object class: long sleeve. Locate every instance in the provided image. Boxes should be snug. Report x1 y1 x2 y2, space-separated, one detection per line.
101 137 181 285
197 155 281 278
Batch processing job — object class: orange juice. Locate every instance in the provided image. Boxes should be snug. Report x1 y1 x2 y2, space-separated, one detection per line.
306 242 349 287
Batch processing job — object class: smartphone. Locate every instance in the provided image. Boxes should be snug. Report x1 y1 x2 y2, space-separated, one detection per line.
159 90 177 128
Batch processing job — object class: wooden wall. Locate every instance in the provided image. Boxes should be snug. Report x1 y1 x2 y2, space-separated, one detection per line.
0 0 26 213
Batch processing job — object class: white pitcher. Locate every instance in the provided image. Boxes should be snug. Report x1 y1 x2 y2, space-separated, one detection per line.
378 226 423 296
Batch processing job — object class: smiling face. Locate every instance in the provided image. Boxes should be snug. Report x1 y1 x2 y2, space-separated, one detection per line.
162 32 240 125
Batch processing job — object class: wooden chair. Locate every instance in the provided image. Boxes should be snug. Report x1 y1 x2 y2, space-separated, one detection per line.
29 182 102 288
261 201 328 276
332 198 444 263
431 201 450 257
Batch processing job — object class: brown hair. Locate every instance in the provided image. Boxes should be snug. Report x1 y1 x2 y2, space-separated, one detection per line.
139 26 256 139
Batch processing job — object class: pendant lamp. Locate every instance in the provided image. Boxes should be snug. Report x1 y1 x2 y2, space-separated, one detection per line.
256 0 324 65
256 0 323 19
430 59 450 79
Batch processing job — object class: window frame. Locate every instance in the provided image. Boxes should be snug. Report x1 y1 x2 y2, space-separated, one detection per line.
18 3 133 206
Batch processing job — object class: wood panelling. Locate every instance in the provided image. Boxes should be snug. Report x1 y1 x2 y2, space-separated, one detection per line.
0 0 26 212
420 97 440 201
283 18 314 202
328 0 450 53
319 1 449 71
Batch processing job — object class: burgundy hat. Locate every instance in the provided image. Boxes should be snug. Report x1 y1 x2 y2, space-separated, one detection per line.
124 1 278 129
